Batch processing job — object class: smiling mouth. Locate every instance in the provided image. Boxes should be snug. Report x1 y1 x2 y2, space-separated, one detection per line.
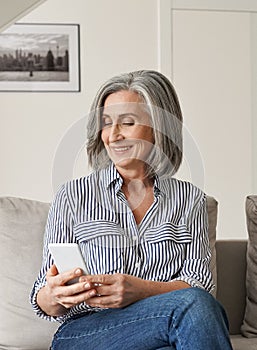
111 146 133 152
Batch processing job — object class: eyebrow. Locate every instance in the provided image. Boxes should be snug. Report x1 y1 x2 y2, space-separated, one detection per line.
102 112 140 119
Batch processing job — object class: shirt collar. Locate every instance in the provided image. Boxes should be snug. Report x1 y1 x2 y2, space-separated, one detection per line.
153 175 169 198
101 162 123 192
101 162 169 198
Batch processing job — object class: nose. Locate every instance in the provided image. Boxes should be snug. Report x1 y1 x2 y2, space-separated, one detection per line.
108 123 124 142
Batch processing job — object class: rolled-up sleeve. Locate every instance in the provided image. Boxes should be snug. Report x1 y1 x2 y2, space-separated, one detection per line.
173 194 214 293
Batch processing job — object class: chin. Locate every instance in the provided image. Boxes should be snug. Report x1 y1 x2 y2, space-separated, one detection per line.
114 158 147 170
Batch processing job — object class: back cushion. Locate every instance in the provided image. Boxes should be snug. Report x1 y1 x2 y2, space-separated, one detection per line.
0 197 58 350
241 195 257 337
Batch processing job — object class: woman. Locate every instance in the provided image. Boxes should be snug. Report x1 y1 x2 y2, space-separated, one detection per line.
31 70 232 349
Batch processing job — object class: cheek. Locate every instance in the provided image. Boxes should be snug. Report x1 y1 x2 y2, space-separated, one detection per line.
141 126 154 144
101 130 108 145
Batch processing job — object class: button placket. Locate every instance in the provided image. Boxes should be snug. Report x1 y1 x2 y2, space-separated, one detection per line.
131 234 141 273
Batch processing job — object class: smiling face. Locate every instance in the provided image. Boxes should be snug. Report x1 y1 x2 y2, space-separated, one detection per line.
101 90 154 174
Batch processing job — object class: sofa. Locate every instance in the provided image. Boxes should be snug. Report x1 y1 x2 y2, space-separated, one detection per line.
0 195 256 350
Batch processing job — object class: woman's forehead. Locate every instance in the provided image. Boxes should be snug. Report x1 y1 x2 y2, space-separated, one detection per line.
101 90 151 121
102 101 149 117
104 90 144 105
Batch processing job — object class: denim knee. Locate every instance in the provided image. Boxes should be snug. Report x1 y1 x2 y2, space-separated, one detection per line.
180 286 216 307
165 288 232 349
174 287 229 328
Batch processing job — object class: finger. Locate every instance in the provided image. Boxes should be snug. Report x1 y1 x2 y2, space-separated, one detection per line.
86 295 107 307
86 273 119 285
56 280 94 297
52 282 97 308
47 265 84 284
79 276 102 290
55 268 84 286
94 284 113 297
86 295 121 308
57 288 97 309
47 264 58 277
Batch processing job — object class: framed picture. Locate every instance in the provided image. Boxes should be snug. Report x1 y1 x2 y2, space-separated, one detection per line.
0 23 80 92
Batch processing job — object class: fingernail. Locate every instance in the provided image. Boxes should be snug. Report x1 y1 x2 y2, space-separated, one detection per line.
75 269 81 275
84 283 90 289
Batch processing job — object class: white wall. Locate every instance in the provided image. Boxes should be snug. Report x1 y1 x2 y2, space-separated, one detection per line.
0 0 46 32
0 0 254 239
172 9 252 240
0 0 158 201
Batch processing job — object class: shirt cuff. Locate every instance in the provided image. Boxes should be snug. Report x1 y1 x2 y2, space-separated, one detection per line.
30 282 64 323
172 276 205 290
173 276 216 295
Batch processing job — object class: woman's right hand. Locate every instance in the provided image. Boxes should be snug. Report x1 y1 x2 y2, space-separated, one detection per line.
36 264 97 317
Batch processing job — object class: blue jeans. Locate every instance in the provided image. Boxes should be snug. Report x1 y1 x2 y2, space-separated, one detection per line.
51 288 233 350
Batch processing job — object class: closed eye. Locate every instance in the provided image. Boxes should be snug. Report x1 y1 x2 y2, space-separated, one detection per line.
102 116 113 128
103 121 112 127
122 121 134 126
121 116 135 126
102 116 135 128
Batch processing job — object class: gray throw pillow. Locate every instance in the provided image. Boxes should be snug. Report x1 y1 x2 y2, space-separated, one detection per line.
0 197 58 350
241 195 257 337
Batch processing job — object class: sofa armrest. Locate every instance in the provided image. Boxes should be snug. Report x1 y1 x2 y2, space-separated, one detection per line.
216 240 247 335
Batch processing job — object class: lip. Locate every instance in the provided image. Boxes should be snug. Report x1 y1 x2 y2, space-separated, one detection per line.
111 146 133 152
109 144 134 153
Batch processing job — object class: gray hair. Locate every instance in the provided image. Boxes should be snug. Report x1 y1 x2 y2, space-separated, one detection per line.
86 70 183 177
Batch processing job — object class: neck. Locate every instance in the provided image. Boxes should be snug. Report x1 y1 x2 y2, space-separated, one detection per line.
116 164 153 188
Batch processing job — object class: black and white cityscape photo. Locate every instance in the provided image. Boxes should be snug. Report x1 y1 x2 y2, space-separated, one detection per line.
0 24 80 91
0 33 69 82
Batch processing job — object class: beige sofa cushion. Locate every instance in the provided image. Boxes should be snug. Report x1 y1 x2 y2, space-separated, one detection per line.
0 197 58 350
231 334 257 350
241 195 257 338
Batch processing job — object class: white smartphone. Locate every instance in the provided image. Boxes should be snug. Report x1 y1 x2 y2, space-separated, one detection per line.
48 243 89 284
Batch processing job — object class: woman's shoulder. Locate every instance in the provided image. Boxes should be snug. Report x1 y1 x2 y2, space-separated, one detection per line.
50 172 103 216
61 164 118 195
167 178 207 219
165 176 204 195
67 171 101 190
162 177 206 205
55 171 101 200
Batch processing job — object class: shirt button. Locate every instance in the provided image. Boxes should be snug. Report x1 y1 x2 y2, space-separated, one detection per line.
135 262 140 268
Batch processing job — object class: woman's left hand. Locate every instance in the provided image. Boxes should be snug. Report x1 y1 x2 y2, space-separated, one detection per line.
80 274 149 308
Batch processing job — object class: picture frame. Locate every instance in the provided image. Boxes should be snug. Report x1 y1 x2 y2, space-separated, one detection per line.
0 23 80 92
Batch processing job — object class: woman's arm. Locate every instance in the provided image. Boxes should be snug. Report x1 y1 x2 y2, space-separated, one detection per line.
31 184 94 319
79 273 190 309
172 193 214 292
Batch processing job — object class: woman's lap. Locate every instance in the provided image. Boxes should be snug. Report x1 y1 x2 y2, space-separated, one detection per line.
51 288 232 350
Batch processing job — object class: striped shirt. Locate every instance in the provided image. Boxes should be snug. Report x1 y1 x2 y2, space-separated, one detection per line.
30 162 214 323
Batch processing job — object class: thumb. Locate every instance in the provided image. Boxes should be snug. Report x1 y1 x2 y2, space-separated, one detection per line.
48 264 59 277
